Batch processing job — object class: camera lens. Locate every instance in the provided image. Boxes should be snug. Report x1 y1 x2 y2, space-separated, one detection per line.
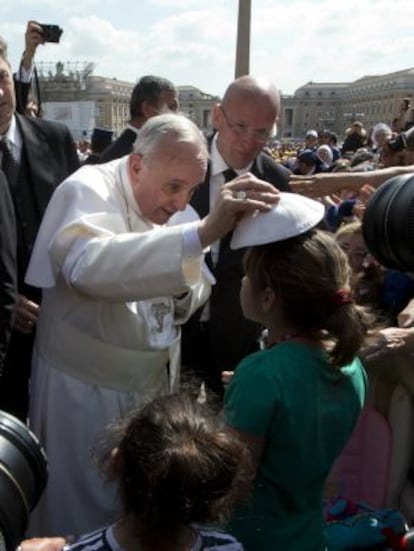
362 173 414 272
0 411 48 551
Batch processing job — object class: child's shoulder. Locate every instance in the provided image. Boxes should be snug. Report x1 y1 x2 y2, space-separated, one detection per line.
194 525 244 550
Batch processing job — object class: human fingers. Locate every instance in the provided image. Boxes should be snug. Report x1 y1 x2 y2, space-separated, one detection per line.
16 295 40 315
223 176 279 212
19 537 67 551
398 312 414 328
14 295 40 333
221 371 234 384
26 21 45 46
289 178 321 198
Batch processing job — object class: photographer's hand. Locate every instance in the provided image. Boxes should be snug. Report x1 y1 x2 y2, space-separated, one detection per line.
21 21 45 71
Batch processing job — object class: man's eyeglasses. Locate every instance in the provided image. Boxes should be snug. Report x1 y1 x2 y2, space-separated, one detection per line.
220 106 273 144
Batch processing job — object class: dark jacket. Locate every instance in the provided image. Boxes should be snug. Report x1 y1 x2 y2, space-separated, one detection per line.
99 128 138 163
0 171 16 370
181 148 291 391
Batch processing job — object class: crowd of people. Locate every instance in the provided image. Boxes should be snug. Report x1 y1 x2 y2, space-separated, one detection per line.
1 20 414 551
265 115 414 176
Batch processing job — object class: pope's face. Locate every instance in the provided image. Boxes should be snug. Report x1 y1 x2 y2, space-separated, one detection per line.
129 140 207 225
0 58 16 135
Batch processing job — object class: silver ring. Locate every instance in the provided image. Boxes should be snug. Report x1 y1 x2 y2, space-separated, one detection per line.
233 190 247 200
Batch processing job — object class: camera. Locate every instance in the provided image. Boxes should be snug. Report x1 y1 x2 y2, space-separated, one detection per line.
362 173 414 272
0 411 48 550
40 24 63 43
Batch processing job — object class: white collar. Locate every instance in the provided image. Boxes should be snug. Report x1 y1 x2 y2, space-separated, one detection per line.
2 116 21 149
210 133 253 177
126 123 140 135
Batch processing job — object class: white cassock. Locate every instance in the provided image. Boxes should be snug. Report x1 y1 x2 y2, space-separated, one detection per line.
25 157 213 537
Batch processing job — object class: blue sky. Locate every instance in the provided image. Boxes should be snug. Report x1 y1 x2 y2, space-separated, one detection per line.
1 0 413 98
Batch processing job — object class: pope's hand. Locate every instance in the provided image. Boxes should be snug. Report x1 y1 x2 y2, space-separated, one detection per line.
197 172 279 248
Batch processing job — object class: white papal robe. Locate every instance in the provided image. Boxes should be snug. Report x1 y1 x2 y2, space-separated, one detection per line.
25 157 212 537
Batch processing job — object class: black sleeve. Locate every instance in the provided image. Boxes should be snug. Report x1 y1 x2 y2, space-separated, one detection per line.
0 171 17 370
254 152 291 192
14 74 31 115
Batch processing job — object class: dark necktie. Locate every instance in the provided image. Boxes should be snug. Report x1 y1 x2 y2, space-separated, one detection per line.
0 137 19 189
218 168 238 263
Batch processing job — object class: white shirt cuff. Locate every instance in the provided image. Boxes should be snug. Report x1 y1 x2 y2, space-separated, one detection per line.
15 65 33 83
182 221 204 258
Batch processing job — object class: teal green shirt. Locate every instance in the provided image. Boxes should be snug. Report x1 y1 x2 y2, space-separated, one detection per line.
225 342 367 551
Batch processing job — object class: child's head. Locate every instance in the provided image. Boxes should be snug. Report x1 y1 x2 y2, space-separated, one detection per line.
103 394 249 548
335 221 384 308
242 229 372 366
335 221 368 274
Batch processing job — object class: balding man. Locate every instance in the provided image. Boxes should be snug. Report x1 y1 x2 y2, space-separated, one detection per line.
182 76 290 400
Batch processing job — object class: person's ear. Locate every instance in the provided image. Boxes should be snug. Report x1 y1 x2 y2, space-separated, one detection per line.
212 103 222 130
261 286 276 312
141 100 159 119
128 153 142 180
107 447 121 481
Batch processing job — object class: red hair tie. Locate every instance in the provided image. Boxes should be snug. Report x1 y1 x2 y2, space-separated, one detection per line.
332 289 353 306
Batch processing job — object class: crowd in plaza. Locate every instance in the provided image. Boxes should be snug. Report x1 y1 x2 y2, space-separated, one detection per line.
2 20 414 551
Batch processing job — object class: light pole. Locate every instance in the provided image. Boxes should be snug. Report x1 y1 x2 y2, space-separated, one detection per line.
235 0 251 78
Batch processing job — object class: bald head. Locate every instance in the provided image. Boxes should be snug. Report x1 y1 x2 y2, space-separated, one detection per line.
222 76 280 116
213 76 280 169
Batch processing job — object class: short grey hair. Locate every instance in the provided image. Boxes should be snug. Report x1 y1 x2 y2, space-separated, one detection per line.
133 113 208 161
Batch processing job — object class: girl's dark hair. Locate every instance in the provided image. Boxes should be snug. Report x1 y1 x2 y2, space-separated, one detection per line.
100 394 249 550
244 229 373 367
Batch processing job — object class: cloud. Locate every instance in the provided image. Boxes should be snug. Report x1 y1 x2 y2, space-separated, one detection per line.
1 0 413 99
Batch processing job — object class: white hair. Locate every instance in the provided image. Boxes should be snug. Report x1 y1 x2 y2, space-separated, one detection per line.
371 122 392 148
132 113 208 161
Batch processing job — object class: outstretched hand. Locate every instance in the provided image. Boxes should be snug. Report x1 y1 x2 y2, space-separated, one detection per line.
18 537 67 551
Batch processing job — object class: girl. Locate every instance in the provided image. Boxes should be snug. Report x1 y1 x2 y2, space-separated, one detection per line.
65 393 249 551
224 229 370 551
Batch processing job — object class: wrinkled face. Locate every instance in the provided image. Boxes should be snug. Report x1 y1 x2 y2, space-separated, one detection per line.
156 89 179 114
213 93 277 169
129 140 206 225
0 57 15 135
336 232 369 274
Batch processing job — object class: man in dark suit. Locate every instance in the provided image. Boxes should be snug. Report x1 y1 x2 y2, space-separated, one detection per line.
100 75 179 162
181 75 290 400
0 171 16 372
0 37 79 419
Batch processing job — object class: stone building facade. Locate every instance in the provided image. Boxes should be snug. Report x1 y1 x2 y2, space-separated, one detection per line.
279 68 414 140
35 62 414 141
36 63 218 140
